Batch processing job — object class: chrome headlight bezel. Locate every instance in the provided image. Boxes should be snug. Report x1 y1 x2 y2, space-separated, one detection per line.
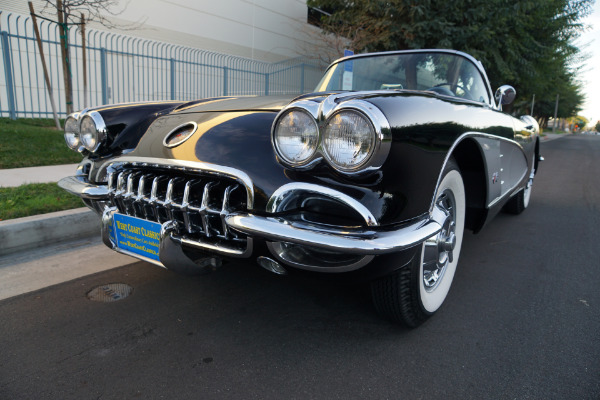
321 109 377 172
79 111 107 153
64 113 81 151
271 97 391 176
272 107 320 167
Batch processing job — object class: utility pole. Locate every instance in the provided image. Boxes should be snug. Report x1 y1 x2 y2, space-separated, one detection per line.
531 94 535 116
552 94 559 134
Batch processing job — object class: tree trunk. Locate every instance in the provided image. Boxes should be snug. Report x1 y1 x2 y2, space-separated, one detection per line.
57 0 74 115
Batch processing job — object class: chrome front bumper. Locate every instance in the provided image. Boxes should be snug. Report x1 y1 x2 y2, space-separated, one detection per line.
60 175 443 272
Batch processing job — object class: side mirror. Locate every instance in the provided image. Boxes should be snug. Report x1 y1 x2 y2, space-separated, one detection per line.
495 85 516 110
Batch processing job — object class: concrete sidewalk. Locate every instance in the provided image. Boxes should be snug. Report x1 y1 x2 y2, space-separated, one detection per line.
0 163 79 188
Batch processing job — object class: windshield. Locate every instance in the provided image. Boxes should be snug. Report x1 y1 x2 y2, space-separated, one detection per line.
316 52 490 104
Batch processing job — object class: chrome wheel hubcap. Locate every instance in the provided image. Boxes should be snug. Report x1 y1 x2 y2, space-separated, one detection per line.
423 190 457 292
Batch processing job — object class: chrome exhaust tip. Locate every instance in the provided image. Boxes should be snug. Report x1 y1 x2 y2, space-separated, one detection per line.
257 256 287 275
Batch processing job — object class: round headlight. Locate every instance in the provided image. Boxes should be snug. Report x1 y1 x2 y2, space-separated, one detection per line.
64 116 80 151
323 110 376 171
80 114 107 152
273 109 319 165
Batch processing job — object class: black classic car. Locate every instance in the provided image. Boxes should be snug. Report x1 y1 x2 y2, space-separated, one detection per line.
59 49 541 327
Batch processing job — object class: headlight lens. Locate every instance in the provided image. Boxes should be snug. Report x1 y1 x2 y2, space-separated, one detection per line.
273 109 319 165
64 116 80 151
323 110 375 171
80 115 102 152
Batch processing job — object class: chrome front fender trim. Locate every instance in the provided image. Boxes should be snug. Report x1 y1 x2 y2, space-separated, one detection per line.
226 213 441 255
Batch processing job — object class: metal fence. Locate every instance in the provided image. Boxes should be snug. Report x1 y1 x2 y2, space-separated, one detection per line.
0 11 326 119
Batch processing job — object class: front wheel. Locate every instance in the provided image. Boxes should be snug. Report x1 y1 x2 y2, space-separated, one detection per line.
371 160 466 327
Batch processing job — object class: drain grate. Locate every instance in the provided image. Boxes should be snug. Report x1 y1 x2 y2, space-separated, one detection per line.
87 283 133 302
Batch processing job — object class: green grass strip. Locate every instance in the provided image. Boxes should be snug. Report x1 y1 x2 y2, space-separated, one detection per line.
0 118 82 169
0 183 84 221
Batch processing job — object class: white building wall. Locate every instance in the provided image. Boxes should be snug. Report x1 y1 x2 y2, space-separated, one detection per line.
1 0 319 62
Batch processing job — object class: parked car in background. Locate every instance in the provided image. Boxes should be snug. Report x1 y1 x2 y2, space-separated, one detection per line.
59 49 541 327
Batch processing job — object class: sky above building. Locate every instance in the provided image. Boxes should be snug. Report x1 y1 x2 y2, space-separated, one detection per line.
577 3 600 127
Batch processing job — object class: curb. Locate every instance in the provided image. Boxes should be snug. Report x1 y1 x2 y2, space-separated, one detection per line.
0 207 99 257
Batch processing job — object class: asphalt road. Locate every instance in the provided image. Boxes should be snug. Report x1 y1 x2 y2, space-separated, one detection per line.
1 134 599 400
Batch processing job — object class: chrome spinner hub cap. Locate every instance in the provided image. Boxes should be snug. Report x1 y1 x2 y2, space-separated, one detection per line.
423 190 457 292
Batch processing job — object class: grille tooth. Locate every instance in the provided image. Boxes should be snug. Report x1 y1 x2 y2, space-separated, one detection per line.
108 167 249 254
165 177 185 222
150 176 170 223
138 174 155 220
134 174 149 218
124 172 141 216
200 181 219 238
182 180 199 234
220 184 239 240
115 171 130 214
116 171 128 192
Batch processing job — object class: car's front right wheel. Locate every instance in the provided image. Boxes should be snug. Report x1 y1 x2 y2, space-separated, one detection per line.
371 160 466 328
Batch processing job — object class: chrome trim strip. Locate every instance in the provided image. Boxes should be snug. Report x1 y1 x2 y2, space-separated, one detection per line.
429 131 527 214
178 236 253 258
58 176 109 199
98 156 255 207
225 213 441 255
267 182 378 226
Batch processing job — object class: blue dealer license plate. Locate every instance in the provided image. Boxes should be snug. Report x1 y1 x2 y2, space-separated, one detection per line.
113 213 161 262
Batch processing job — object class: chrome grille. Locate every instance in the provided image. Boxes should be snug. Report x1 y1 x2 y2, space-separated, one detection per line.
107 167 249 254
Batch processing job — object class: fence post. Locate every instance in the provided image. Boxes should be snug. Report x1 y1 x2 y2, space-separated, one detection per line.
1 31 17 120
170 58 176 100
300 64 305 93
100 47 108 105
223 66 228 96
265 72 269 95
